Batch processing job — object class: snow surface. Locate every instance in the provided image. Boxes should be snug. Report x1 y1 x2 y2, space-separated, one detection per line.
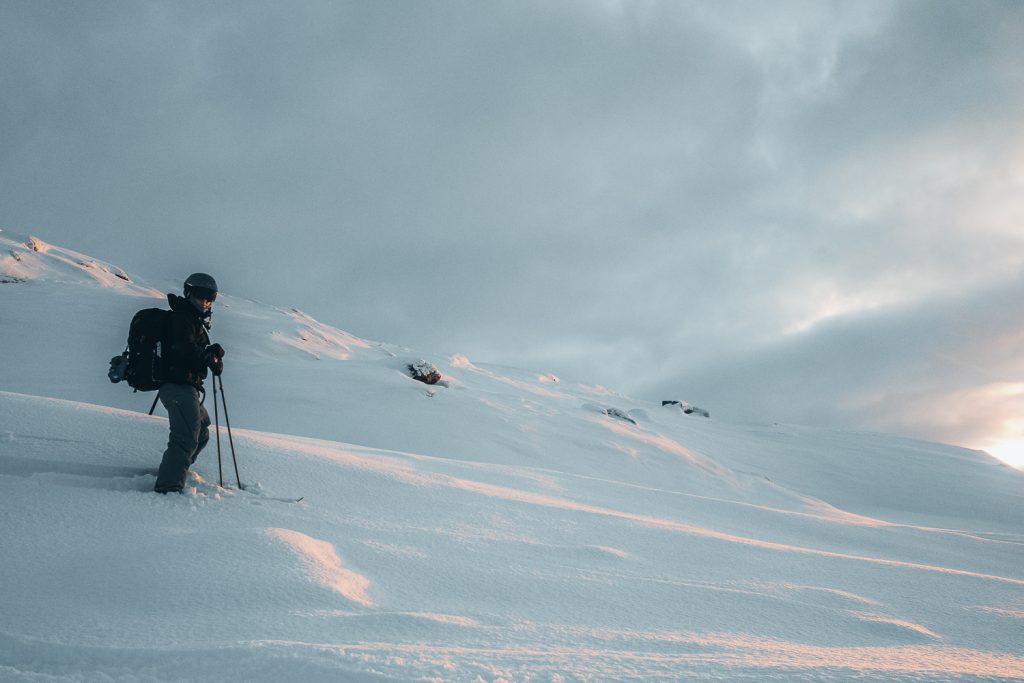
1 228 1023 682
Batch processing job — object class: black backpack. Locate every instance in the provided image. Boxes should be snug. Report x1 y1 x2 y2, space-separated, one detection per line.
108 308 169 392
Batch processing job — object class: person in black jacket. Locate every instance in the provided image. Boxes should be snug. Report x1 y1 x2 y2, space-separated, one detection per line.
154 273 226 494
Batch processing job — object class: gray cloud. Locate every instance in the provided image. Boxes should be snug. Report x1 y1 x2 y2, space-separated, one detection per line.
3 0 1023 456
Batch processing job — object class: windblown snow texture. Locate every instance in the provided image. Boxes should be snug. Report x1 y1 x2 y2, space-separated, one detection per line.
1 229 1023 682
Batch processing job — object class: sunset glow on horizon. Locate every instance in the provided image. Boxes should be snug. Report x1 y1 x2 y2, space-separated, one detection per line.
983 439 1024 470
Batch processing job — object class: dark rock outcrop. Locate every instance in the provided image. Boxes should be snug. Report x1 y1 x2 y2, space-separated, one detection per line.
408 360 442 385
663 400 710 418
604 407 638 425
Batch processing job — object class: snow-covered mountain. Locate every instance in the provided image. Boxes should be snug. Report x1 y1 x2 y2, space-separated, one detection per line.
2 228 1023 682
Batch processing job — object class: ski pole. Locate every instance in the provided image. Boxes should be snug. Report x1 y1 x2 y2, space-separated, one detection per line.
148 393 160 416
212 375 224 487
217 374 242 489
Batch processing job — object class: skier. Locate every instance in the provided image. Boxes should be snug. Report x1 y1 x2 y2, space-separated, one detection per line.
154 273 226 494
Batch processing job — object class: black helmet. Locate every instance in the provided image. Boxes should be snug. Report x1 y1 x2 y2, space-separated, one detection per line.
184 272 218 301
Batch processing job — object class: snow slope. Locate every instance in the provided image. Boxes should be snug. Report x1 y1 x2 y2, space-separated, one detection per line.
2 229 1023 681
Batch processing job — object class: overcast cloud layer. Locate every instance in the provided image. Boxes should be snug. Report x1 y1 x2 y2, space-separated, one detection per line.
3 1 1023 460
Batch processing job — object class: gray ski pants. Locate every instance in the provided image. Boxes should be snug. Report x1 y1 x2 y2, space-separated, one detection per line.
154 383 211 493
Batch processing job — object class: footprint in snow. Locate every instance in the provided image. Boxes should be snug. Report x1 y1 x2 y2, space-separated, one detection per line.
0 455 158 489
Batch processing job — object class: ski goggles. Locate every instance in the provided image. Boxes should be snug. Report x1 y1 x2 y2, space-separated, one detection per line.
190 286 218 302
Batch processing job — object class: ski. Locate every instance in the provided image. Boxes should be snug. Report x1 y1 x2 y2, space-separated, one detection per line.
234 485 304 504
257 495 304 503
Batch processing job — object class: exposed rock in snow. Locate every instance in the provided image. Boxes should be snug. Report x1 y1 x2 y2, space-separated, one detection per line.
664 400 711 418
583 403 639 425
605 407 638 425
409 359 443 385
26 235 48 252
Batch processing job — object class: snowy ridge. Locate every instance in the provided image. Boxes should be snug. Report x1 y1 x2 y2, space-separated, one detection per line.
0 229 162 297
1 235 1023 681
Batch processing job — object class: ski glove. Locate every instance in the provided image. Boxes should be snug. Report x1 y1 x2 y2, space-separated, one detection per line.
202 345 224 376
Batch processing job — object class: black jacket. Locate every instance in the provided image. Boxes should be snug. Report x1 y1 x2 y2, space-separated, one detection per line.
162 293 211 387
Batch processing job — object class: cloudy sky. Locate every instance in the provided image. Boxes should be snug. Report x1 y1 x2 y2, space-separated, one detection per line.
3 1 1024 464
